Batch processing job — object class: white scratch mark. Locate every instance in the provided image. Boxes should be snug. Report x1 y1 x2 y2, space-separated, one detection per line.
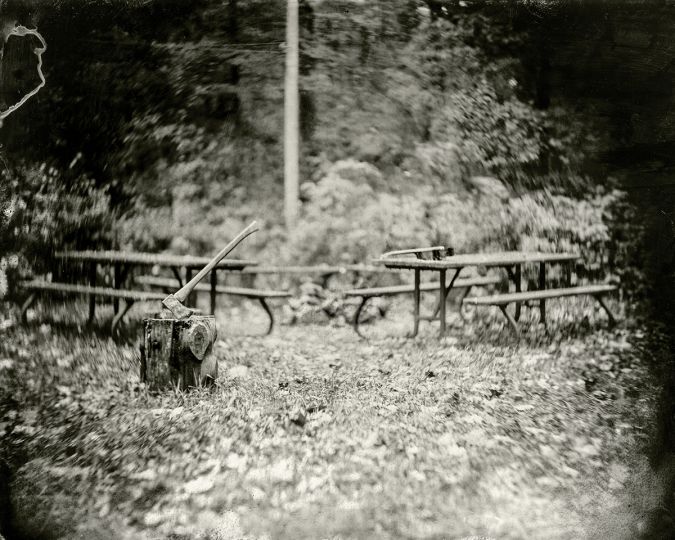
0 24 47 123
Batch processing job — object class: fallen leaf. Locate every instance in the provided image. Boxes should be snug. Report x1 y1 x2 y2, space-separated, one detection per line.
539 444 557 459
573 441 600 457
132 469 158 482
289 407 307 427
225 453 246 471
227 365 249 379
169 406 184 420
561 465 580 478
269 458 294 483
0 358 14 370
536 476 559 488
514 404 534 412
185 476 215 494
144 511 163 527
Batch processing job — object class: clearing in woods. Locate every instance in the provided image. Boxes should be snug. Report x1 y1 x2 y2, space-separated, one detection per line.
0 297 667 539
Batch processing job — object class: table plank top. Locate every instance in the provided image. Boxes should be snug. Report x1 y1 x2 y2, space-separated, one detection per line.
239 265 343 275
376 251 580 270
54 250 257 269
237 264 407 275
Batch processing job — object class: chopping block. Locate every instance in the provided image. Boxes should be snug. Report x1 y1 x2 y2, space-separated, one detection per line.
140 315 218 390
139 221 258 390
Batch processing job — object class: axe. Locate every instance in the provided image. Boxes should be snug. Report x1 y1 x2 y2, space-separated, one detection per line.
162 221 259 319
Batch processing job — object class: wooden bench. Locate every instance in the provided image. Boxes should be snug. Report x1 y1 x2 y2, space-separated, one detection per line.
237 264 405 289
19 280 168 334
463 283 618 336
237 265 343 288
344 275 500 337
135 276 291 334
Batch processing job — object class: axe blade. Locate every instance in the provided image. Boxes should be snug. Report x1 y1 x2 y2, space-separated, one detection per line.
162 294 193 319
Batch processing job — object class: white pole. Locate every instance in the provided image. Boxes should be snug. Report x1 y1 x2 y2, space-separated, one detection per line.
284 0 300 230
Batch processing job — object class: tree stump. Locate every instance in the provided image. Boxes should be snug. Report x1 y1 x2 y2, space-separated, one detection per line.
140 315 218 391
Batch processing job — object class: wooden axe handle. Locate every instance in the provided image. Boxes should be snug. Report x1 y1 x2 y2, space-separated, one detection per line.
173 221 259 303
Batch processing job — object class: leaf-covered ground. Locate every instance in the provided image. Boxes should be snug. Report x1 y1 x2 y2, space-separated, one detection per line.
0 296 668 539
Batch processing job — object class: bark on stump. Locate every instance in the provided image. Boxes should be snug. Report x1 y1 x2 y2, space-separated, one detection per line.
140 315 218 391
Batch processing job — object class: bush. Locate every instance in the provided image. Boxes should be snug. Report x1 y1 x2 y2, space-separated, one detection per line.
288 162 630 283
288 167 430 265
0 164 114 297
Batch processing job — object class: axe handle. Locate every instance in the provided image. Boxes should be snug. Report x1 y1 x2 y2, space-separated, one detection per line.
174 221 259 303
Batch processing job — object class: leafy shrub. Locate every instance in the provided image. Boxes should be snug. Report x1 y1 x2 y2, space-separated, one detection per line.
288 165 429 265
288 162 630 285
0 164 114 297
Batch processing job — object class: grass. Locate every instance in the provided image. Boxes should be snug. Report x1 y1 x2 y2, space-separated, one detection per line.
0 295 667 539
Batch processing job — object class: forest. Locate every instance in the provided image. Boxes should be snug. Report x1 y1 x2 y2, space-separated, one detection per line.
1 0 675 538
2 0 670 271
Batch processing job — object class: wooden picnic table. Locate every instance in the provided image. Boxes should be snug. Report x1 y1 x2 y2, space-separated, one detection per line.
54 250 258 318
376 251 579 337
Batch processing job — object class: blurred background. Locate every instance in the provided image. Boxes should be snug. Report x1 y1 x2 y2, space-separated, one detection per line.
0 0 671 280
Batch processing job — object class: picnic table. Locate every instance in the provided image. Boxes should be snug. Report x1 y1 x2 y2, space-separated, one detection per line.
376 250 580 337
19 250 257 332
53 250 257 319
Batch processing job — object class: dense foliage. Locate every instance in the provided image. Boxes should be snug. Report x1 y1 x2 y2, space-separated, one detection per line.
286 161 637 287
1 0 667 296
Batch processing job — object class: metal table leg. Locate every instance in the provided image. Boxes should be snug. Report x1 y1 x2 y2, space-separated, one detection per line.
352 296 371 339
431 268 462 318
410 269 421 338
170 267 184 287
88 261 96 323
538 261 546 326
113 262 121 315
185 267 193 308
210 270 218 315
514 264 522 321
499 304 520 336
112 263 131 314
596 295 617 326
565 261 572 287
258 297 275 335
439 269 447 337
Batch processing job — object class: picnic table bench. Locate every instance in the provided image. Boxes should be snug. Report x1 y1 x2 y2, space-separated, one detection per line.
135 276 291 334
463 283 617 336
344 274 500 337
19 280 168 334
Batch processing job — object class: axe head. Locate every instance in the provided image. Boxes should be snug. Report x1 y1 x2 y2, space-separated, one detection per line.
162 294 193 320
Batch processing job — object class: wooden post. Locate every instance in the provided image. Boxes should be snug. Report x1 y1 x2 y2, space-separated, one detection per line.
141 315 218 391
284 0 300 229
